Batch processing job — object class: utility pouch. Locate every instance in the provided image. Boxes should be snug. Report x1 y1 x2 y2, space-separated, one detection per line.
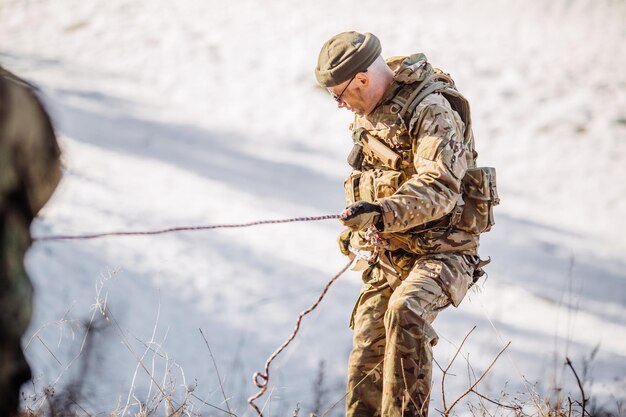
358 170 376 203
355 169 405 204
343 171 361 205
456 167 499 234
374 170 404 199
347 143 364 169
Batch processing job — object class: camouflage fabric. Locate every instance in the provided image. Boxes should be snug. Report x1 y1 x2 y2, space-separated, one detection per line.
0 70 61 416
344 53 480 306
346 254 475 417
342 54 482 417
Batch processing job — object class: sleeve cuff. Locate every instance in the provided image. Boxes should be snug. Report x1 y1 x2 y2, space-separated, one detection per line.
379 199 397 232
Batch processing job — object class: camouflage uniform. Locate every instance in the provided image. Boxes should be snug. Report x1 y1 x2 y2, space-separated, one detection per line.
342 54 481 417
0 69 61 416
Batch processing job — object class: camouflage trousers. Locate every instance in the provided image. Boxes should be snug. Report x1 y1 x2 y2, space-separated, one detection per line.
346 253 473 417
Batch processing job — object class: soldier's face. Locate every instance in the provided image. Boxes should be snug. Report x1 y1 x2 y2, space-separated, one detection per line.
328 73 373 116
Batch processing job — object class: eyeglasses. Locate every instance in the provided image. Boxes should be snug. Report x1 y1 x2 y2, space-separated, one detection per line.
331 74 357 103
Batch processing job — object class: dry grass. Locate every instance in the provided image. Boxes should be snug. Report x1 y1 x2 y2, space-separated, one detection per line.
18 274 623 417
18 264 623 417
19 323 620 417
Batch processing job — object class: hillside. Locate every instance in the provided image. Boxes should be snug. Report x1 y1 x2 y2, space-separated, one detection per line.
1 0 625 415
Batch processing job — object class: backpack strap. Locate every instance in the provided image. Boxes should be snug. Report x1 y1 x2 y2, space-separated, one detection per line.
395 78 474 146
397 80 449 130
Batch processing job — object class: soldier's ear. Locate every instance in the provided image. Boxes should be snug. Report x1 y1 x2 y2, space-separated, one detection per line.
355 72 369 87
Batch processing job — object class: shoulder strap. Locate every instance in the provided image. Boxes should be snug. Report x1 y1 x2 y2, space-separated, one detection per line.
395 75 432 117
397 80 474 145
397 80 448 129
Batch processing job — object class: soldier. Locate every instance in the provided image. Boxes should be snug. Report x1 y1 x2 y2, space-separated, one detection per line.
315 32 497 416
0 67 62 416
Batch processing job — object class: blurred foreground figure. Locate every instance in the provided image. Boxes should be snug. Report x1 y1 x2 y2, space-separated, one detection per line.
315 32 498 416
0 67 61 416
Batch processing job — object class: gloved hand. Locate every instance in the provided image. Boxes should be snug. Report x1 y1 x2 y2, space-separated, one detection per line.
340 201 383 231
337 228 352 256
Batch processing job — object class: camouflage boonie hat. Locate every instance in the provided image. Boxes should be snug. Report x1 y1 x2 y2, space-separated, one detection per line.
315 31 382 87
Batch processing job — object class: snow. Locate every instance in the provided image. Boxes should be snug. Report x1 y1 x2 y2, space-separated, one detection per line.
1 0 625 415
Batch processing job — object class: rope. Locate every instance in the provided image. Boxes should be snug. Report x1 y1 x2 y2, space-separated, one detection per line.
247 260 352 417
33 214 341 242
33 212 352 416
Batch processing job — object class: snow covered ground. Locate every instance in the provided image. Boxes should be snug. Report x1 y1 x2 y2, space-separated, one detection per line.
1 0 625 415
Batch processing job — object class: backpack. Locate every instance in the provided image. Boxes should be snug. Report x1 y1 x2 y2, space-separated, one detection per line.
395 71 500 235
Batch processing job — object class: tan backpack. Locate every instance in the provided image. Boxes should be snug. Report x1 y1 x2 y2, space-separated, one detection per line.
395 71 500 235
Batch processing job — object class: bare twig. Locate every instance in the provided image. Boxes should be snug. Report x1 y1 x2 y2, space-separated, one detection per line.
105 306 177 413
190 393 237 416
199 328 233 416
45 269 119 390
433 357 445 374
478 299 542 410
260 385 277 417
470 389 522 412
444 341 511 416
441 326 476 411
568 396 573 417
122 300 164 416
24 304 76 351
565 357 587 417
36 335 62 366
466 353 489 412
68 397 94 417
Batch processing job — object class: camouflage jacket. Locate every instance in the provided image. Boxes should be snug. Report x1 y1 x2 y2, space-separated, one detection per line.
345 54 479 258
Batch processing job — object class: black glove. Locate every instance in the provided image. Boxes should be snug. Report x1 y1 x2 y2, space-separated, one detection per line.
340 201 383 231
